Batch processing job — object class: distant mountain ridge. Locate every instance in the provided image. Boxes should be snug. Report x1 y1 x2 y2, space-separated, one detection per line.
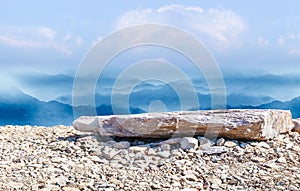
16 72 300 104
56 90 275 111
254 96 300 118
0 88 144 126
0 86 74 126
0 87 299 126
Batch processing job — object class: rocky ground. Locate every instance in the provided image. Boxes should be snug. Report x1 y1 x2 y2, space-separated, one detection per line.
0 125 299 191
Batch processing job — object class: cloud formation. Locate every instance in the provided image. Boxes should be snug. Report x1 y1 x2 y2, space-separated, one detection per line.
0 26 83 55
277 34 300 55
117 5 246 51
257 36 269 47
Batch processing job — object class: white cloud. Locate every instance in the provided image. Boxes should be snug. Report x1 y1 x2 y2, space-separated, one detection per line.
36 27 56 40
257 36 269 47
116 5 246 51
63 34 83 47
0 35 41 49
157 4 204 13
277 34 300 55
75 36 83 47
278 35 285 46
64 34 71 41
0 26 83 55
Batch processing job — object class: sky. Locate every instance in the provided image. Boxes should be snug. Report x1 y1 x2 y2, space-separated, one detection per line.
0 1 300 101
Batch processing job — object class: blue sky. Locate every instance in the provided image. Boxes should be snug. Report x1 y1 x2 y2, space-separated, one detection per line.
0 0 300 100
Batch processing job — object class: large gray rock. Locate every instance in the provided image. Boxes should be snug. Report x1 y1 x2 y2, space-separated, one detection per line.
73 109 294 140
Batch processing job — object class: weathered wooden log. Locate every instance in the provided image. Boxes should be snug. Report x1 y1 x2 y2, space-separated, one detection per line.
73 109 294 140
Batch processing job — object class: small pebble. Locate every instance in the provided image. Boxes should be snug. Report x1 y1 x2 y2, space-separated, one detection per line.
277 157 287 163
224 141 238 148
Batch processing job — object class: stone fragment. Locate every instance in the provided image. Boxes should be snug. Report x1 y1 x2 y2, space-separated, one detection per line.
207 175 222 186
183 174 198 181
160 144 171 151
224 141 238 148
277 157 287 163
285 143 293 150
239 142 248 148
292 119 300 133
263 163 278 169
180 137 198 150
198 136 214 149
292 145 300 152
112 141 131 149
251 156 265 162
157 151 171 158
180 189 198 191
73 109 294 140
257 142 271 149
62 187 80 191
250 142 259 147
101 147 121 160
211 184 220 189
146 148 157 155
104 140 117 146
216 138 225 146
201 146 228 155
172 182 181 187
128 146 147 154
88 156 103 163
146 148 156 155
48 176 67 187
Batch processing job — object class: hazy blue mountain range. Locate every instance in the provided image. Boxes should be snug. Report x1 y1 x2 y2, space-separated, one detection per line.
1 72 299 126
254 96 300 118
0 87 73 126
56 88 275 112
0 85 299 126
14 72 300 102
0 88 144 126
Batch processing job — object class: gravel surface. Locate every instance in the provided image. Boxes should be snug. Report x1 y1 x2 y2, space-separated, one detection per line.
0 125 299 191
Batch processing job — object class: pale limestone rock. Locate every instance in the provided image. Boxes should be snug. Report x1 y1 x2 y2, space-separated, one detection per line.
292 119 300 133
146 148 156 155
128 146 147 154
157 151 171 158
257 142 271 149
180 189 199 191
224 141 238 148
183 173 198 182
277 156 287 163
198 136 214 149
161 144 171 151
101 147 121 160
251 156 265 162
112 141 131 149
73 109 294 140
201 146 228 155
197 136 214 146
216 138 225 146
180 137 198 150
158 138 182 145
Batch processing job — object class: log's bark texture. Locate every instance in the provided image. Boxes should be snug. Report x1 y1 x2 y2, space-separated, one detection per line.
73 109 294 140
